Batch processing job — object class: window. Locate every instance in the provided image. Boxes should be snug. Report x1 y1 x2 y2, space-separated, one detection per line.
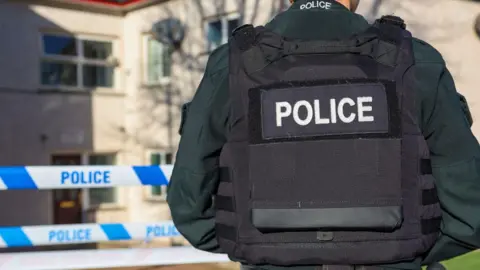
41 33 115 89
206 15 240 51
88 154 117 206
144 35 172 84
149 152 173 198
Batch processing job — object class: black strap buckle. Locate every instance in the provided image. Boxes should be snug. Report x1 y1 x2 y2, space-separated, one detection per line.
232 24 254 36
231 24 256 51
378 15 406 30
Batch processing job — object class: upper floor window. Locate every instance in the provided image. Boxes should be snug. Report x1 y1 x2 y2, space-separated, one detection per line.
143 35 172 85
40 33 115 89
206 14 240 52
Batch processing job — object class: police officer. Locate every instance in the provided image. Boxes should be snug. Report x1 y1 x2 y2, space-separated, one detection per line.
167 0 480 270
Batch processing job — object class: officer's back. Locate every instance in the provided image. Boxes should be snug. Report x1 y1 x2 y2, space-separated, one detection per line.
167 1 480 270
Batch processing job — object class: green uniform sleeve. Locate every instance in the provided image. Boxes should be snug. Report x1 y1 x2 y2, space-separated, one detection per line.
166 47 229 253
421 67 480 264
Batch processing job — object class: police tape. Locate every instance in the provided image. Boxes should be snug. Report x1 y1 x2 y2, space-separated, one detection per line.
0 246 231 270
0 165 173 190
0 221 180 247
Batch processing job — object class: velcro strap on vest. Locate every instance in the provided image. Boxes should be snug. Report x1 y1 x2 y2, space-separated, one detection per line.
282 34 377 57
422 188 439 205
377 15 406 30
422 217 442 235
215 195 235 212
421 159 432 175
231 24 256 51
259 33 377 63
219 167 231 182
215 223 237 241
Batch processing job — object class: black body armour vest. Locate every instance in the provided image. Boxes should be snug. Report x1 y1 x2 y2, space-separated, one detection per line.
215 16 442 267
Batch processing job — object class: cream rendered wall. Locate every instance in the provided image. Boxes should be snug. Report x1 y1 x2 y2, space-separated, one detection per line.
357 0 480 135
0 1 127 227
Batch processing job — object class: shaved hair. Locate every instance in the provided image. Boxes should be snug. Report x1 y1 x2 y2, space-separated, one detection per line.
351 0 360 12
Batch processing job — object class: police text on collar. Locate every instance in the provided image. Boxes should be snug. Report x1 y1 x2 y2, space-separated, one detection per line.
300 1 332 10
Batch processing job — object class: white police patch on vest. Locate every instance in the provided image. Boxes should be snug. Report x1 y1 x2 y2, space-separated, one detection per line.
259 83 390 140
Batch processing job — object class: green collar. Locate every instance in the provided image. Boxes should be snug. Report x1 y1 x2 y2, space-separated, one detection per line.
265 1 370 41
290 0 350 12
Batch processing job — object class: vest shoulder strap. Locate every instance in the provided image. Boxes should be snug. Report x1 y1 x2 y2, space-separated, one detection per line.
231 24 257 51
375 15 407 30
232 17 411 72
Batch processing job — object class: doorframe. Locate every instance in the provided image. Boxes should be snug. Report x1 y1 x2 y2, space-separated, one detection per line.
50 152 90 224
80 154 90 223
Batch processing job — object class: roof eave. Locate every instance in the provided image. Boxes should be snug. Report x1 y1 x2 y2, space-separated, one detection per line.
18 0 170 16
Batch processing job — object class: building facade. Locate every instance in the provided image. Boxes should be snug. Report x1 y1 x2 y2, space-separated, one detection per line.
0 0 479 248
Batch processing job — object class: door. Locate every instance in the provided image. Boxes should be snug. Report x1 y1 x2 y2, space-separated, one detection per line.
51 154 83 224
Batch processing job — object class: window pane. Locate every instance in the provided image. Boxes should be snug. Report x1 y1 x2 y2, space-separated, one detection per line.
88 154 116 205
83 65 113 88
83 40 112 60
150 153 161 165
228 19 240 36
151 186 163 196
162 45 172 77
41 61 77 86
88 154 116 165
43 34 77 56
207 20 223 50
165 153 173 164
147 38 163 83
89 189 116 205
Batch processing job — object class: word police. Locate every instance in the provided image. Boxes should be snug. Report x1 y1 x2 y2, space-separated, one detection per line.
146 224 180 238
300 0 332 10
276 97 375 127
49 228 91 243
61 170 111 185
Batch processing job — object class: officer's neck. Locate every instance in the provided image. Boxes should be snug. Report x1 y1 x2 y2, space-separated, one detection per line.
335 0 351 10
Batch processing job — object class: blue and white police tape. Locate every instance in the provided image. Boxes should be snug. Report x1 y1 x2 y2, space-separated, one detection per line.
0 221 180 247
0 165 173 190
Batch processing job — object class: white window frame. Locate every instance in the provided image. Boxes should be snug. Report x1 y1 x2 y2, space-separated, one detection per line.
81 152 121 210
39 32 117 91
142 34 172 86
205 13 241 52
145 150 174 201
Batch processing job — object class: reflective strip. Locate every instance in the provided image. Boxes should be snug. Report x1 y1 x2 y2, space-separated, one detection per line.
215 196 235 212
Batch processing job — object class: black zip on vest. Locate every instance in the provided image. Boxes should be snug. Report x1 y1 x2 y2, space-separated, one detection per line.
215 15 442 267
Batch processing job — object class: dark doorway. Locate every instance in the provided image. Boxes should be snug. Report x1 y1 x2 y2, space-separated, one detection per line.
51 154 83 224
